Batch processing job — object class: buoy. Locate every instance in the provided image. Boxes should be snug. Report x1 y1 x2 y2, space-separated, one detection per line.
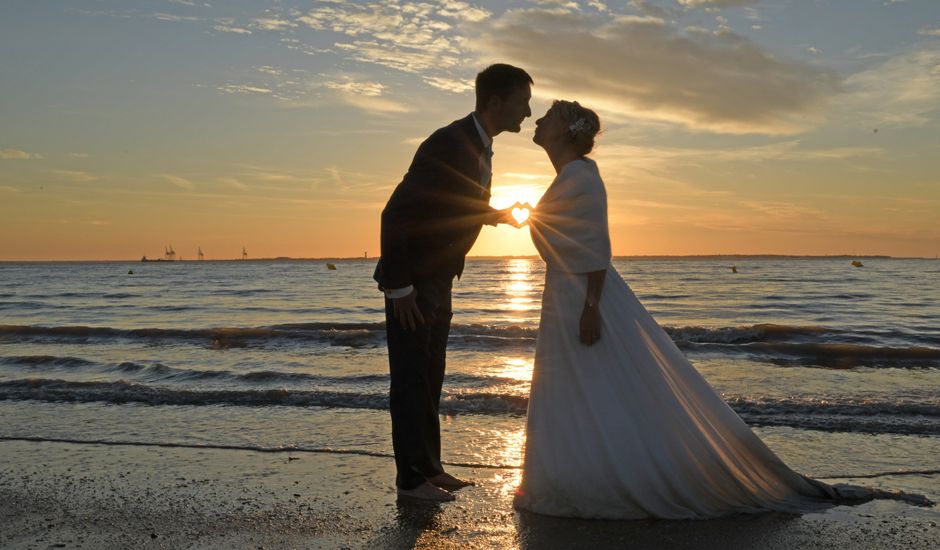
731 266 737 273
851 261 863 267
326 263 337 270
128 269 134 275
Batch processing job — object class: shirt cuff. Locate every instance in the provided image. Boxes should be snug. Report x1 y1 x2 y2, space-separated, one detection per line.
384 285 414 299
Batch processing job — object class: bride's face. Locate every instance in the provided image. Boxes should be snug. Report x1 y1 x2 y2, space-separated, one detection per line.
533 106 566 149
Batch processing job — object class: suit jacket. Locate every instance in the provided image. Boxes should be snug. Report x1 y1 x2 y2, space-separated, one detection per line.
374 114 492 289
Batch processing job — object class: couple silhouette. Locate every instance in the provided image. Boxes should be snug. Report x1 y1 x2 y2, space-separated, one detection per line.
371 64 932 518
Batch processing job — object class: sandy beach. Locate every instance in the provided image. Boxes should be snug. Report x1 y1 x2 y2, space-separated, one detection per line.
1 439 937 550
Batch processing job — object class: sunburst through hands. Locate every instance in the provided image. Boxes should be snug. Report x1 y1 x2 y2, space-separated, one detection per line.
511 201 534 226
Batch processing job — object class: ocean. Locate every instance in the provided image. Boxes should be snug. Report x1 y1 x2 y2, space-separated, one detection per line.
1 257 939 497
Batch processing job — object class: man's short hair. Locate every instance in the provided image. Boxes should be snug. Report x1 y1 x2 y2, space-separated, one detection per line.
475 64 533 111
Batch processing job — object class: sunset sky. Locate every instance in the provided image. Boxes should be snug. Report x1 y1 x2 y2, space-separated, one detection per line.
2 0 939 260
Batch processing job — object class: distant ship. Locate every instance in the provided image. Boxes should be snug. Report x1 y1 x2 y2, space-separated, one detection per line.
141 245 178 262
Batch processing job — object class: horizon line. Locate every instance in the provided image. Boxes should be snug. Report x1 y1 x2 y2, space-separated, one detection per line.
1 253 937 263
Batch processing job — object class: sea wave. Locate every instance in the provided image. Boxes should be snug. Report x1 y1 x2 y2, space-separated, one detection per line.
0 322 534 349
0 355 97 368
691 341 940 368
0 356 522 387
2 323 938 364
662 323 839 344
1 379 938 435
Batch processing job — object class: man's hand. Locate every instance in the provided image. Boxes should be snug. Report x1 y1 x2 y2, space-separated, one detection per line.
579 305 601 346
392 289 425 331
487 206 514 227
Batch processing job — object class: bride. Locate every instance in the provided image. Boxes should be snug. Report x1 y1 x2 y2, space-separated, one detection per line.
513 100 931 519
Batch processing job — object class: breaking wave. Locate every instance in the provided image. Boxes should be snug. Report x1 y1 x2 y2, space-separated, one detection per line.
1 379 938 435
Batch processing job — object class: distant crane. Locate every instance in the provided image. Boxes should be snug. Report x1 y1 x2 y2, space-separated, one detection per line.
198 247 205 261
241 246 248 261
164 245 176 261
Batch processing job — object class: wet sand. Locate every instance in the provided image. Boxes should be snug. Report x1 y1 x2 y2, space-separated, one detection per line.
1 439 938 549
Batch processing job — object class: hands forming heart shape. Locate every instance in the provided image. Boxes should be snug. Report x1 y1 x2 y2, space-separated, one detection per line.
508 201 534 227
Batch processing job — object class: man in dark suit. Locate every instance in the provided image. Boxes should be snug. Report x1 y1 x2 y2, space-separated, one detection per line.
374 64 533 501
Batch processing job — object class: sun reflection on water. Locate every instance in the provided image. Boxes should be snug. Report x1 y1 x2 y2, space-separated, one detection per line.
486 259 538 496
501 258 539 322
495 426 526 497
497 356 534 382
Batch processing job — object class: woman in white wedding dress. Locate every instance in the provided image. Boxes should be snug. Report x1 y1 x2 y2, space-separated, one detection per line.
513 100 930 520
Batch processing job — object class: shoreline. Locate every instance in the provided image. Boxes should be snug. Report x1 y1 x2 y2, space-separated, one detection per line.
3 439 938 549
1 254 936 263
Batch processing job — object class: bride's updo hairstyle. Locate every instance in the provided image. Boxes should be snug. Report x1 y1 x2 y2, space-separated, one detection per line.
553 100 601 156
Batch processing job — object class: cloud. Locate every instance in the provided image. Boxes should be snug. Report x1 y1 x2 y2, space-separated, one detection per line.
297 3 406 34
151 13 201 22
319 166 391 195
214 24 251 34
295 1 479 74
314 75 412 113
627 0 672 19
468 9 841 134
840 48 940 127
337 93 411 114
218 177 248 190
596 141 882 178
435 0 490 22
678 0 757 8
334 40 460 73
0 148 42 159
230 2 487 94
422 75 473 93
217 84 273 95
918 26 940 37
529 0 582 12
323 78 385 97
158 174 195 190
49 169 97 182
251 18 297 31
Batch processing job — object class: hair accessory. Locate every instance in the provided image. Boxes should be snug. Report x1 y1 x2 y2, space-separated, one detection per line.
569 118 589 134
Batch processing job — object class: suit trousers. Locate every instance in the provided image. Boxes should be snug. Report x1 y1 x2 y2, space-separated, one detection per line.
384 275 453 490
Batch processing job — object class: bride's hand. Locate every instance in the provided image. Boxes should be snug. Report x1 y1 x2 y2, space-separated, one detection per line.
579 304 600 345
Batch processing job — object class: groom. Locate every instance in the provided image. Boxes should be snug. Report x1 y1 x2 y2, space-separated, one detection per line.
374 64 533 501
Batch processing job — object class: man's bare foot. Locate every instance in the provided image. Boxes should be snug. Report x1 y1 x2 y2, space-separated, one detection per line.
397 481 456 502
427 472 475 491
